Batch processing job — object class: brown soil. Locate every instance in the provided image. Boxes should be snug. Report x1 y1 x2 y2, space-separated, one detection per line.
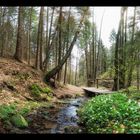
54 84 84 99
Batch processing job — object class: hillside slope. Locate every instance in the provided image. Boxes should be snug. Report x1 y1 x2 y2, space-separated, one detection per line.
0 58 84 133
0 58 49 105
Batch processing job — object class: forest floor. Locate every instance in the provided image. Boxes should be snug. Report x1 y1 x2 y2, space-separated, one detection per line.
0 57 84 133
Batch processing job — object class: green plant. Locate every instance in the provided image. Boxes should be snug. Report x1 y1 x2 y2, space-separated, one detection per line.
78 93 140 134
29 84 41 97
42 87 53 96
42 87 52 93
19 107 31 116
0 104 17 120
29 84 53 97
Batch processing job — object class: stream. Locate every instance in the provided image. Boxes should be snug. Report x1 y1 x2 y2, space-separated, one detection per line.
5 96 88 134
51 97 88 134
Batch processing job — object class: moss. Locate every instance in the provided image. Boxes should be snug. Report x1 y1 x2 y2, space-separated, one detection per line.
29 84 41 97
0 104 17 120
42 87 52 93
29 84 53 97
11 114 28 128
42 87 53 97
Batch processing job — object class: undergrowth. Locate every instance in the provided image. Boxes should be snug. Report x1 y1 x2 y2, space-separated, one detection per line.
78 92 140 134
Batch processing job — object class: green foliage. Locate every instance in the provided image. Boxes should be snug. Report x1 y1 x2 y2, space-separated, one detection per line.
11 114 28 128
42 87 53 96
78 93 140 133
29 84 42 97
0 104 17 120
29 84 53 97
19 107 31 116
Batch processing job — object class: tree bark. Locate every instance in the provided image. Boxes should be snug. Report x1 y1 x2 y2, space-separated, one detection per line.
35 7 44 70
57 7 63 82
14 7 24 62
95 10 104 80
127 7 136 87
28 7 33 65
43 7 55 71
64 7 71 85
137 53 140 90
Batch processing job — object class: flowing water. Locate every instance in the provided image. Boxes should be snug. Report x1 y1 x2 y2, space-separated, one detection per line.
51 97 88 134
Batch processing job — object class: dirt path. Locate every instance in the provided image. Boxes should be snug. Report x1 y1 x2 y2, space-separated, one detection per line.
53 84 84 99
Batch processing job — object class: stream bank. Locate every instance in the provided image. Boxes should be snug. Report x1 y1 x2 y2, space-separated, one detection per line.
4 96 88 134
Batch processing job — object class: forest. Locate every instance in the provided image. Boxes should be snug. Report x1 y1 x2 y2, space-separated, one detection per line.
0 6 140 134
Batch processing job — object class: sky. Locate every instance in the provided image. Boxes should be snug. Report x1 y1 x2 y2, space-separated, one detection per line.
93 7 121 48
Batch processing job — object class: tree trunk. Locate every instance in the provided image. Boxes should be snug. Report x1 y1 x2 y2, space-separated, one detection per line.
14 7 24 62
112 22 121 91
43 7 55 71
118 7 125 89
28 7 33 65
85 46 89 86
46 7 49 54
64 7 71 85
95 10 104 81
57 7 63 82
75 49 79 85
137 53 140 90
35 7 44 70
39 7 44 70
68 55 72 84
127 7 136 87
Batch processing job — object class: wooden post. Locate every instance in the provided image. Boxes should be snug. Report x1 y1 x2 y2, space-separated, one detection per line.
96 79 98 88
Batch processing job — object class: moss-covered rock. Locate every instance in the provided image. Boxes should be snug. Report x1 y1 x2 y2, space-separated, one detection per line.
11 114 28 128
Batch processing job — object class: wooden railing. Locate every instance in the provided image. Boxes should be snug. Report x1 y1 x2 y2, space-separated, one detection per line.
96 78 113 88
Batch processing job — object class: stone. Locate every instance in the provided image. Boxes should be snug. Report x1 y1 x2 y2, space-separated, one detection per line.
11 114 28 128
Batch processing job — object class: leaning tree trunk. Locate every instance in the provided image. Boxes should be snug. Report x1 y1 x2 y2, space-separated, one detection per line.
45 13 86 82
